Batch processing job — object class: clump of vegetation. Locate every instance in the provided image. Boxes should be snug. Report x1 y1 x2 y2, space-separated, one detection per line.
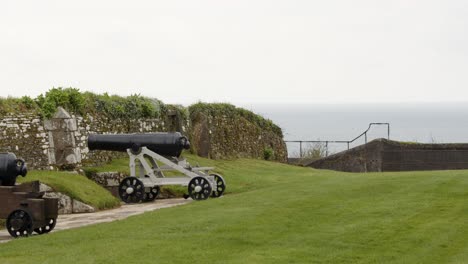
188 102 283 137
86 92 165 120
166 104 189 121
263 147 275 160
0 96 39 115
35 88 86 117
302 142 328 160
0 87 170 119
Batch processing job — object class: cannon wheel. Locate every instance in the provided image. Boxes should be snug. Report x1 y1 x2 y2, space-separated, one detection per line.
188 176 212 201
144 186 160 202
6 209 33 238
210 174 226 198
34 218 57 235
119 177 145 203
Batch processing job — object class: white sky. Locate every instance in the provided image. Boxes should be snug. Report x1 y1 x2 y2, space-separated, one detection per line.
0 0 467 105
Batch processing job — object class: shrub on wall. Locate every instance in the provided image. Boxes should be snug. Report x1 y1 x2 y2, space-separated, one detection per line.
0 96 39 115
88 92 165 120
263 147 275 160
1 87 168 119
35 87 86 118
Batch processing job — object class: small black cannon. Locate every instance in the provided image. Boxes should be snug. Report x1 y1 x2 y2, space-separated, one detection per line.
88 132 226 203
0 152 27 186
0 153 58 238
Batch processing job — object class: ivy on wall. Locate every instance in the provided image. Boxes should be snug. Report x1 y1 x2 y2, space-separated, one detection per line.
188 102 283 138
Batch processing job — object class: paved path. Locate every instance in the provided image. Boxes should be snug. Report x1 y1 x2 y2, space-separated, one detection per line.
0 198 190 243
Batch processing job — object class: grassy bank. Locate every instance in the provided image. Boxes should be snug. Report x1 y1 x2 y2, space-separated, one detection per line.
1 157 467 263
17 170 120 210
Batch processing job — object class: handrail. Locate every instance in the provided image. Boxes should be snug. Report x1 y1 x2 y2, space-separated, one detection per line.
285 123 390 158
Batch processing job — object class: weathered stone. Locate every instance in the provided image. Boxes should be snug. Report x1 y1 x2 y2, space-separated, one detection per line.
64 118 77 131
39 183 53 192
53 107 72 119
91 171 126 186
72 199 95 213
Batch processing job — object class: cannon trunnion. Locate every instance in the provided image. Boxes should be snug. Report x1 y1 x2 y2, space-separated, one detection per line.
88 133 226 203
0 153 58 238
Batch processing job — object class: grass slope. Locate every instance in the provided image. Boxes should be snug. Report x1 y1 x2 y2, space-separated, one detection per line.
1 157 467 263
17 170 120 210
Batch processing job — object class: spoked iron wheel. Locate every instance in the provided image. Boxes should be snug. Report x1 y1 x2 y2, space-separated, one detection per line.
119 177 145 203
210 174 226 198
34 218 57 235
188 176 212 201
144 186 160 202
6 209 33 238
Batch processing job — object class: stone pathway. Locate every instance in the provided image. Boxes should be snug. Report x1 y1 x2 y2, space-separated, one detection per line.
0 198 191 243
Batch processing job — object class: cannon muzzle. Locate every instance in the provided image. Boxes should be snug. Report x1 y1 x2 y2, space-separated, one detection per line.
87 132 190 157
0 153 27 186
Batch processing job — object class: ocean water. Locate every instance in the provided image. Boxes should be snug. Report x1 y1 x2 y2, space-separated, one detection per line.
241 103 468 157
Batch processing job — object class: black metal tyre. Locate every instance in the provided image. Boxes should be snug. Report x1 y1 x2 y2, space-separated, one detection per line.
34 218 57 235
119 177 145 203
210 174 226 198
188 176 212 201
144 186 160 202
6 209 33 238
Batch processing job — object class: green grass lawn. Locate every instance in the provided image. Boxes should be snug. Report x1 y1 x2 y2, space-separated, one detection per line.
1 156 467 263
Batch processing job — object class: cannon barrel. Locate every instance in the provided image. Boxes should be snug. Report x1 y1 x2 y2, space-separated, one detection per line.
87 132 190 157
0 152 27 186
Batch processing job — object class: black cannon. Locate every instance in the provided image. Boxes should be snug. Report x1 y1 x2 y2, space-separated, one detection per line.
88 132 226 203
88 132 190 157
0 153 58 238
0 152 27 186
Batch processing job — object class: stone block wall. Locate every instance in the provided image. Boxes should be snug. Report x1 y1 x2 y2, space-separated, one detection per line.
0 104 286 169
0 107 171 169
190 112 287 162
0 113 50 169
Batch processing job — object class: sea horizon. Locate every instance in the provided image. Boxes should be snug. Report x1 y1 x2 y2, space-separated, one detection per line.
240 102 468 157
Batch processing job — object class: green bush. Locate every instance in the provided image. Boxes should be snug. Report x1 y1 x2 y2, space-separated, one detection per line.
263 147 275 160
1 87 168 119
35 88 86 118
20 96 36 109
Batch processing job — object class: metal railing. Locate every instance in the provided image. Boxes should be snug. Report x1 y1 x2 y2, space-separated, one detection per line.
285 123 390 158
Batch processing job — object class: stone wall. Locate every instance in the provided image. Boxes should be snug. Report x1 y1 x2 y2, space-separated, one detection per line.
190 111 287 162
0 113 50 169
307 139 468 172
0 107 173 169
0 104 286 169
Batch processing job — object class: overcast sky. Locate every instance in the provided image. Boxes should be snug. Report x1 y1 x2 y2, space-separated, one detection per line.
0 0 467 105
